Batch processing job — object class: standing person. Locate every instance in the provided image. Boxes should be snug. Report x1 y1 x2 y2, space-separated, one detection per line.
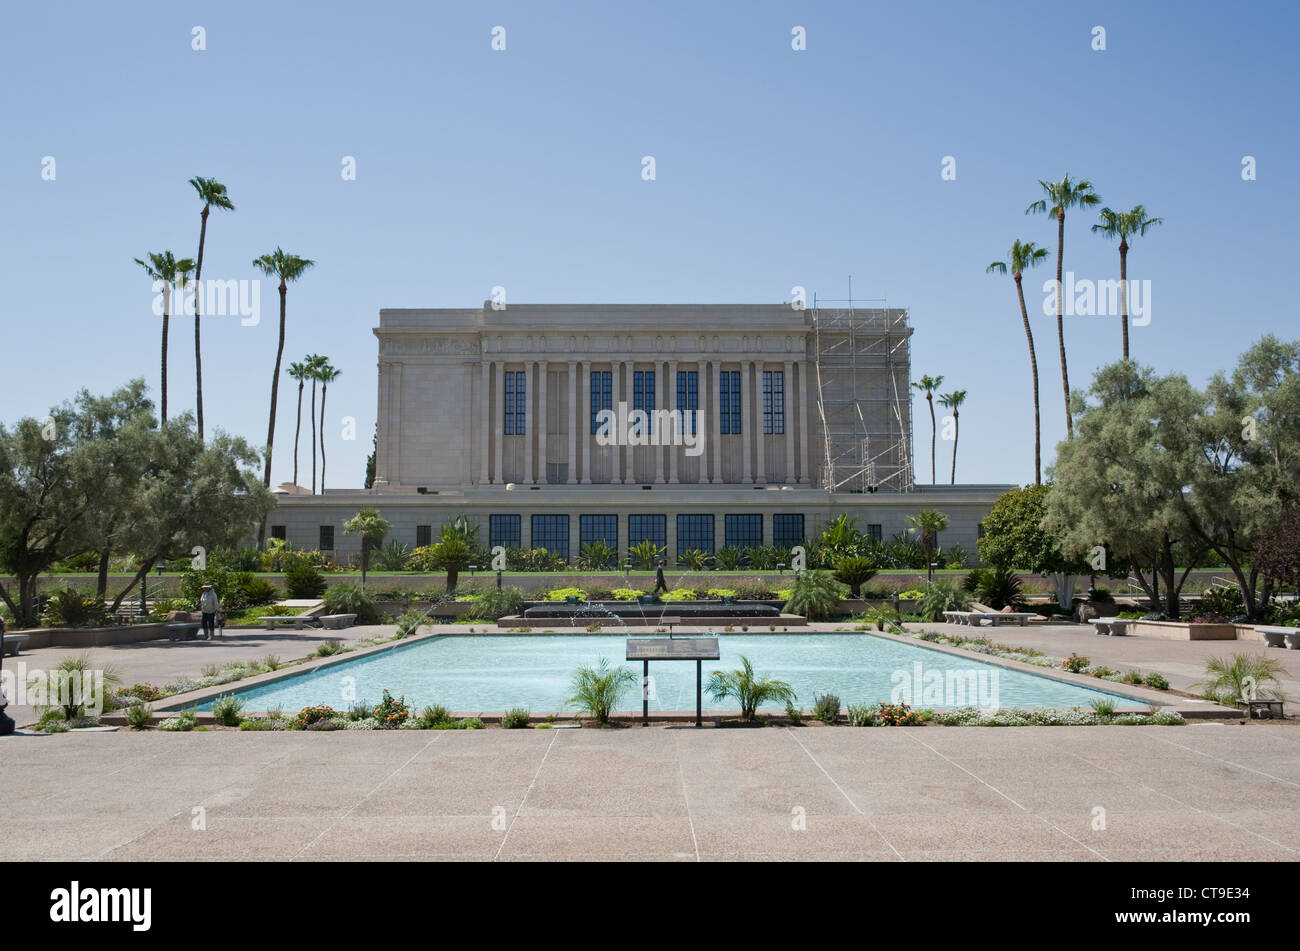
653 560 669 595
199 584 221 640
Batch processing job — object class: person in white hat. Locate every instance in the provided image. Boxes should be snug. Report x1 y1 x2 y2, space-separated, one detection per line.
199 584 221 640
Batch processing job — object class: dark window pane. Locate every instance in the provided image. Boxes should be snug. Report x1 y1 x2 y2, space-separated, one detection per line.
676 514 715 557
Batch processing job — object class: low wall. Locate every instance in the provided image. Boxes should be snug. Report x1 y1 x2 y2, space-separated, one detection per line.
1130 620 1239 641
11 623 172 649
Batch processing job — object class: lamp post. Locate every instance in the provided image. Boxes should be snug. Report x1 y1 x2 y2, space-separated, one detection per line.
138 571 149 618
0 618 14 735
623 562 632 583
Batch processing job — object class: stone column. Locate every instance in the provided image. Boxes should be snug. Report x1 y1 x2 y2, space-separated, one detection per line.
740 361 752 484
480 362 492 484
709 361 722 484
580 361 592 484
667 359 679 484
462 362 473 487
623 360 635 484
373 362 389 487
567 361 578 483
389 363 402 486
783 360 795 485
494 361 505 485
801 360 813 484
754 361 766 485
654 360 666 483
538 360 548 484
611 362 622 484
523 362 534 485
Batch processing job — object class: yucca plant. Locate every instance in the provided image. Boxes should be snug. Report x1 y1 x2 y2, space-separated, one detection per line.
628 539 666 570
577 540 618 570
677 548 712 571
211 693 245 727
714 546 745 570
566 657 638 725
1196 653 1284 704
706 655 797 721
783 571 847 621
35 653 122 720
372 540 411 572
916 579 972 621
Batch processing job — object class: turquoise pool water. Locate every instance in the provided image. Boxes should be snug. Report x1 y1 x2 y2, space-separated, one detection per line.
197 634 1146 714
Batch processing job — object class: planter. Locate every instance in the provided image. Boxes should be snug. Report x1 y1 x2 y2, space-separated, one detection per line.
1130 620 1238 641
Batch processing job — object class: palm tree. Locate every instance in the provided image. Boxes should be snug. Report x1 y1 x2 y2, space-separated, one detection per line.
252 248 315 497
132 251 195 424
906 509 949 583
911 375 944 484
987 240 1050 485
317 361 340 493
187 176 235 442
286 360 309 489
304 352 327 492
1026 174 1102 439
1091 205 1162 360
706 655 797 722
937 389 967 484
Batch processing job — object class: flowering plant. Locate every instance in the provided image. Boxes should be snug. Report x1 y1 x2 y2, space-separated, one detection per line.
372 689 410 728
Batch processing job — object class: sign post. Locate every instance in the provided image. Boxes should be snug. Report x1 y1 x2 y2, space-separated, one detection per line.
625 637 720 728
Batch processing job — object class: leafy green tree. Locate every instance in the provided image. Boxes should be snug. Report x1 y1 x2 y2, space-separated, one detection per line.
429 538 473 592
1043 365 1202 616
1091 205 1161 360
344 508 392 586
905 509 949 581
832 555 877 597
988 240 1050 484
1027 174 1102 439
188 176 235 442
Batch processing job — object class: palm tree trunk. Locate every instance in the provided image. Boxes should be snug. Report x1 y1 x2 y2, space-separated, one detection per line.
194 206 209 442
263 283 287 488
927 393 936 484
1119 238 1130 360
1055 210 1072 439
1015 274 1042 485
292 380 303 489
320 382 329 493
160 305 169 425
950 411 958 484
310 378 318 494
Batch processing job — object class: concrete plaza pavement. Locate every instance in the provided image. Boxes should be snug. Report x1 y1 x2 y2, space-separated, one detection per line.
3 723 1298 861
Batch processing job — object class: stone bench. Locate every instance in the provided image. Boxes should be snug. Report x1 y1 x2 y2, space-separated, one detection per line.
982 612 1036 627
165 622 201 641
2 633 30 656
1256 626 1300 649
319 613 357 630
1090 618 1135 636
259 614 315 631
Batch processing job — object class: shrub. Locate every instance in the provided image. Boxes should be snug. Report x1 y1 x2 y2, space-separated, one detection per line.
457 717 485 730
812 693 841 724
706 588 736 599
544 587 587 602
465 587 525 621
610 588 640 601
372 689 410 728
239 718 273 730
714 546 745 570
1143 671 1170 691
40 587 112 628
784 701 803 725
735 582 777 601
314 640 344 657
1143 709 1185 726
37 653 122 719
242 577 280 606
1195 653 1283 703
961 566 1023 610
876 701 922 726
917 579 973 621
846 703 877 726
211 694 245 727
501 707 531 729
285 562 327 598
291 705 338 729
677 548 712 570
118 683 165 703
125 703 152 729
159 709 198 732
394 609 426 637
566 657 638 724
662 589 697 601
1062 653 1090 673
322 583 380 624
577 540 618 570
372 540 411 572
628 539 666 570
833 556 878 598
705 656 797 721
784 571 848 621
1121 670 1145 685
1089 697 1117 719
418 704 452 728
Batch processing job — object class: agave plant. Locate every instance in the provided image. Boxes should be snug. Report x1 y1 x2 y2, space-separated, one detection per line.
577 540 618 571
372 540 411 572
706 655 797 721
677 548 713 571
628 539 666 570
1195 653 1284 704
714 545 745 570
566 657 639 725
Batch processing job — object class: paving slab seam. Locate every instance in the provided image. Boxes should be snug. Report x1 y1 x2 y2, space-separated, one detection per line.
1143 732 1300 790
1057 741 1298 855
784 728 905 861
290 733 446 860
492 729 560 862
94 740 299 860
900 731 1109 861
670 731 701 862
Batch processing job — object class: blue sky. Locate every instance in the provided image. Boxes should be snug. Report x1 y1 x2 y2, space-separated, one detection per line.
2 0 1296 488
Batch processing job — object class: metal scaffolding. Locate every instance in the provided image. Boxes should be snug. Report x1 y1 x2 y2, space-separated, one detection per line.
811 292 914 494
